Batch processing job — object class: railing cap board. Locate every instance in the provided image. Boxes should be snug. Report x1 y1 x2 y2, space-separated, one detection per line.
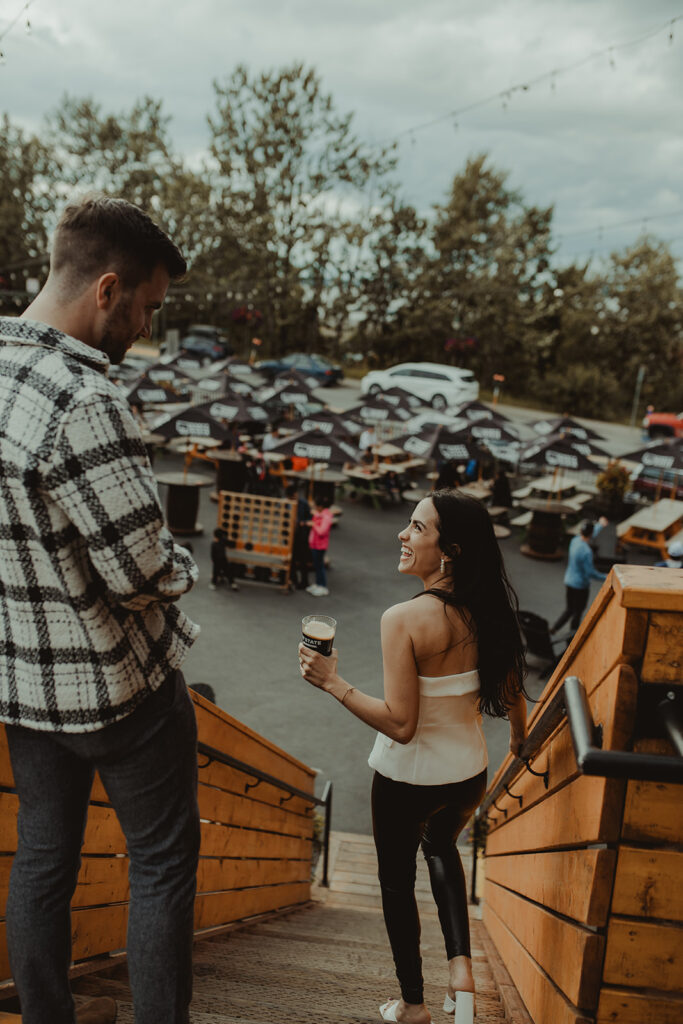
190 690 316 780
611 565 683 611
488 566 682 798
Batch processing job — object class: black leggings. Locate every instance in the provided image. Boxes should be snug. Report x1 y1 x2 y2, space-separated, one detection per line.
371 769 487 1005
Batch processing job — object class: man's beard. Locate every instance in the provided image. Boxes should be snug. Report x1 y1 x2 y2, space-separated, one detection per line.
100 291 134 364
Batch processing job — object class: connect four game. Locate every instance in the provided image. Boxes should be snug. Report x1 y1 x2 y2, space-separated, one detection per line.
217 491 296 590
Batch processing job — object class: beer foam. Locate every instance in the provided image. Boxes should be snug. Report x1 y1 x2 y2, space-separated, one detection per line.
303 620 335 641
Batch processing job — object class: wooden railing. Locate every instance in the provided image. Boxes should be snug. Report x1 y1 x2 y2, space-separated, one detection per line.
478 565 683 1024
0 689 319 989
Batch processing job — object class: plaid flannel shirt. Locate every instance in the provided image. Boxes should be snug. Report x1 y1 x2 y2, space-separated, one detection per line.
0 316 200 732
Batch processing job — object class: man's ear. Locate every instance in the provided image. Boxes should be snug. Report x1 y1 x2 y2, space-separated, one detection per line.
95 272 121 310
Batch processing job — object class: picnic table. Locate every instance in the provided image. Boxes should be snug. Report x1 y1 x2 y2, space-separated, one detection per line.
616 498 683 559
343 465 390 509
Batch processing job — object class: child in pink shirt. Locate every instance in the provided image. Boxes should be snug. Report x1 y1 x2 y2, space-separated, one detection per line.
307 496 333 596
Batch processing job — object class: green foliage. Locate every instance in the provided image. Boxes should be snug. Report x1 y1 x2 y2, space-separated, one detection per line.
596 461 631 500
1 71 681 419
539 363 620 419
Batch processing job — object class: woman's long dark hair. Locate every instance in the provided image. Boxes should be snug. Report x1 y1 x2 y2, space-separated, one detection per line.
421 489 528 718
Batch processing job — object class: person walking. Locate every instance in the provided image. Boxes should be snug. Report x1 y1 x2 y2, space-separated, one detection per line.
0 195 201 1024
551 517 609 634
306 495 334 597
299 491 528 1023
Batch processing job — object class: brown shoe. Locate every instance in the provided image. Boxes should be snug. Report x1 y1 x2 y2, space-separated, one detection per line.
75 997 117 1024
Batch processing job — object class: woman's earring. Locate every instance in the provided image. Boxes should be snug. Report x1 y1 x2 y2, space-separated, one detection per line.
440 557 446 573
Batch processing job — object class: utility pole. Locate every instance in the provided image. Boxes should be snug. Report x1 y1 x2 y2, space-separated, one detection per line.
629 364 646 427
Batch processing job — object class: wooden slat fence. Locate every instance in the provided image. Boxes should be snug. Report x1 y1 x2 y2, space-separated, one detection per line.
0 689 316 988
481 565 683 1024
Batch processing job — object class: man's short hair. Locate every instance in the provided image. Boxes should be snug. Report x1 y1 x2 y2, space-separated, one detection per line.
51 194 187 297
580 520 595 538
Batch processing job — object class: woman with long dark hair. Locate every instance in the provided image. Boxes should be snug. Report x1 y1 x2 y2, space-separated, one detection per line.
299 490 528 1024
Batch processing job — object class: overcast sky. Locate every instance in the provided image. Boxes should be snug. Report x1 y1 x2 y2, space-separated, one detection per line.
3 0 683 272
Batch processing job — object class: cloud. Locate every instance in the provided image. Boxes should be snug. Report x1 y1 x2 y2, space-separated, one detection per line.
1 0 681 269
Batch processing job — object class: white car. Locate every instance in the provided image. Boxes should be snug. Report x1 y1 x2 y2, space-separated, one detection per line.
360 362 479 410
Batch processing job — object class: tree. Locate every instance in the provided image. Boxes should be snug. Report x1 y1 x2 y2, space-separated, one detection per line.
0 115 52 312
421 154 555 390
208 63 396 354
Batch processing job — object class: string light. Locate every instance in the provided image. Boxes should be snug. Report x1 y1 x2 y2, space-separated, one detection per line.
0 0 34 56
383 15 682 146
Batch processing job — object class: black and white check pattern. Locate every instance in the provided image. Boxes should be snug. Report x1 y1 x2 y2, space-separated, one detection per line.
0 317 199 732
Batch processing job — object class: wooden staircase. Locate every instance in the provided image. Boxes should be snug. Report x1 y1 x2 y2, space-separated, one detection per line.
63 832 528 1023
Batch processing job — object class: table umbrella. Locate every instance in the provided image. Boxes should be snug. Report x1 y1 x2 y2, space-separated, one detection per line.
269 428 360 465
273 368 320 390
126 368 193 406
263 375 319 408
619 438 683 471
376 387 432 412
530 415 605 442
346 397 413 425
153 405 232 443
452 400 510 423
519 436 600 474
195 396 270 428
288 409 361 438
390 424 484 463
456 418 521 445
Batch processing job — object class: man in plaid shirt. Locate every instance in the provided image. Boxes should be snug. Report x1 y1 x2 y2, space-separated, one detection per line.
0 196 201 1024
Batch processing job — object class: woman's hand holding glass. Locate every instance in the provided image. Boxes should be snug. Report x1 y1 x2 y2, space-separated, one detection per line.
299 643 339 691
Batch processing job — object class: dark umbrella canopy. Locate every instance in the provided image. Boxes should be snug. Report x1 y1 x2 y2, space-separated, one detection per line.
289 410 361 437
457 418 521 444
195 396 269 427
531 415 605 442
391 425 484 463
519 436 600 473
619 438 683 471
273 368 320 390
269 429 359 465
377 387 432 411
346 397 413 425
452 400 510 423
126 365 193 406
153 405 232 442
126 379 189 406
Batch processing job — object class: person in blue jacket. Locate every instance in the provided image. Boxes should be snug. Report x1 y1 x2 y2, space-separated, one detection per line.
551 517 609 633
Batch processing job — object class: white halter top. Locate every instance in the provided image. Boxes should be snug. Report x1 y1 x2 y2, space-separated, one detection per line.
367 669 487 785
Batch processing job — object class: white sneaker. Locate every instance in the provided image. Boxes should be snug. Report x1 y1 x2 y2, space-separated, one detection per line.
315 586 329 596
305 584 318 595
208 583 217 590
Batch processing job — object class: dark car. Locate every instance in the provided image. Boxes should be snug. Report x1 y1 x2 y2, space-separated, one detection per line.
256 352 343 386
172 325 234 364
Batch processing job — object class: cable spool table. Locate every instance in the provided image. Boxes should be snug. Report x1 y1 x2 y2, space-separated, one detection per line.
155 471 213 535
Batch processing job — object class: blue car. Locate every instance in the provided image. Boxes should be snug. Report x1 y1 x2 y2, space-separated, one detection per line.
256 352 344 386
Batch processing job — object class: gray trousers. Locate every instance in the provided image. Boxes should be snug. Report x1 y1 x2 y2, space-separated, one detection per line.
5 670 200 1024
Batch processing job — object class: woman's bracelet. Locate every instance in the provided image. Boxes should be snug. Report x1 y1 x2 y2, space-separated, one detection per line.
340 685 356 707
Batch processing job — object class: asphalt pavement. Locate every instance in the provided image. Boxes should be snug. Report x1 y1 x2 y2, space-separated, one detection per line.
158 380 649 835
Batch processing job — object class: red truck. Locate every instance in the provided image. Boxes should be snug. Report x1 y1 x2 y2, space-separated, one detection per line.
642 410 683 439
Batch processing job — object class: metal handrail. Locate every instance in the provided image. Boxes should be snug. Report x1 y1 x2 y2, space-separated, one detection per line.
564 676 683 783
197 740 333 887
469 675 683 904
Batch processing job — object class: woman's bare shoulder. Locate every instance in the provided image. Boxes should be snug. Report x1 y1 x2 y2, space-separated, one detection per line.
381 593 448 629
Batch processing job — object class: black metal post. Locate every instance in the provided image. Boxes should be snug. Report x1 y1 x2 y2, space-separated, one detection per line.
321 780 332 888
